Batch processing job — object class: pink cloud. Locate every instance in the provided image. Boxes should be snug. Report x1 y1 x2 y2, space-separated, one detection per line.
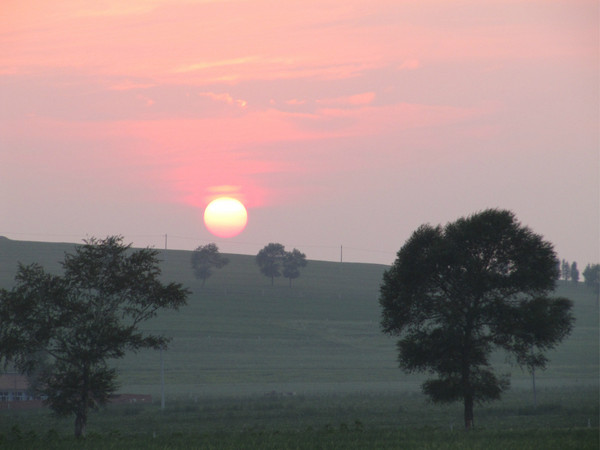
136 94 155 107
108 81 157 91
285 99 306 106
398 59 420 70
198 91 247 108
317 92 376 107
3 0 594 85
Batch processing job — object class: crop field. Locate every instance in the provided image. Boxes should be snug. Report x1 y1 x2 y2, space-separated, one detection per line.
0 237 598 448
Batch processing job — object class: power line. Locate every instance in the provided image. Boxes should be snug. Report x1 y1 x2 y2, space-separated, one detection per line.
1 231 397 263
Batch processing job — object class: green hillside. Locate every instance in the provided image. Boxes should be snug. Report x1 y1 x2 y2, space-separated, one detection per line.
1 237 598 398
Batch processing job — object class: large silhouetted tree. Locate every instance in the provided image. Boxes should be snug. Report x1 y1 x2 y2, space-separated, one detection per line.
379 209 574 430
191 243 229 286
0 236 189 438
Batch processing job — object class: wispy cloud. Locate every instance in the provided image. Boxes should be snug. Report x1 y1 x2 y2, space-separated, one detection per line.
108 81 157 91
317 92 376 107
136 94 155 107
198 91 247 108
398 59 420 70
174 57 259 73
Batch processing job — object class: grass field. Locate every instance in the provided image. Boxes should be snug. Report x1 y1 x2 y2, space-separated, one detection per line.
0 237 598 447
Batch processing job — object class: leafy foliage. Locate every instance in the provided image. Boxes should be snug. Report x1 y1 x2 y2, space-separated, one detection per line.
0 236 189 437
190 243 229 286
379 209 574 429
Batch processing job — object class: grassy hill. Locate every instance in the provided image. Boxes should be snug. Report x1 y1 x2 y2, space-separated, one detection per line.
0 237 598 399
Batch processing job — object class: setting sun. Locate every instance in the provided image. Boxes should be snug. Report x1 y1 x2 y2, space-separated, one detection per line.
203 197 248 238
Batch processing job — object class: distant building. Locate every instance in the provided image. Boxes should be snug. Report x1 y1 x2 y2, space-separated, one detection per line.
0 373 151 409
0 373 36 402
0 373 45 410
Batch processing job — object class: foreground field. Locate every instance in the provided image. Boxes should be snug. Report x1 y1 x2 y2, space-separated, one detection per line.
0 428 597 450
0 387 598 449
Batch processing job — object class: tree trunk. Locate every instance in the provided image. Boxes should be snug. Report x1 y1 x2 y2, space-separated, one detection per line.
74 408 87 438
464 393 474 430
532 366 537 408
462 323 475 430
75 367 89 438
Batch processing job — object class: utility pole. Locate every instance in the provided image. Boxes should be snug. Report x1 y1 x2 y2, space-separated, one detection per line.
160 346 165 410
160 235 167 410
338 245 344 300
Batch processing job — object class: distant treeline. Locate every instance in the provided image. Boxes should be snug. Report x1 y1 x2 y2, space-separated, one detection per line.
561 260 600 295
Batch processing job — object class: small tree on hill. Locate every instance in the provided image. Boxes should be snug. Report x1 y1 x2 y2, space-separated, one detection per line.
283 248 308 287
379 209 574 430
0 236 189 438
256 243 286 285
583 264 600 297
191 243 229 286
561 259 571 281
570 262 579 283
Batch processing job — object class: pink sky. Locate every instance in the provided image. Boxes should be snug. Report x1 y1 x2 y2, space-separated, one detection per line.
1 0 598 266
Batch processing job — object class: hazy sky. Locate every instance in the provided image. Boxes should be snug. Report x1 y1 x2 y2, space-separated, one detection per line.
1 0 598 265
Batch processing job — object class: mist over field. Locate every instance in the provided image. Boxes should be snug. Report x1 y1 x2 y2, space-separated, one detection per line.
0 237 598 448
1 237 597 397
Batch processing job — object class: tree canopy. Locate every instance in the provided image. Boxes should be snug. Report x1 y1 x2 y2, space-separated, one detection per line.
379 209 574 430
0 236 189 438
282 248 307 287
256 243 286 285
191 243 229 286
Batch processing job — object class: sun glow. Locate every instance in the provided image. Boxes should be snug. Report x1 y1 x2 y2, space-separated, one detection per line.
203 197 248 238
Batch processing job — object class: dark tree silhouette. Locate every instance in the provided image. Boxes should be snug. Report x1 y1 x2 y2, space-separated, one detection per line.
256 243 286 285
379 209 574 430
0 236 189 438
283 248 308 287
191 243 229 286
